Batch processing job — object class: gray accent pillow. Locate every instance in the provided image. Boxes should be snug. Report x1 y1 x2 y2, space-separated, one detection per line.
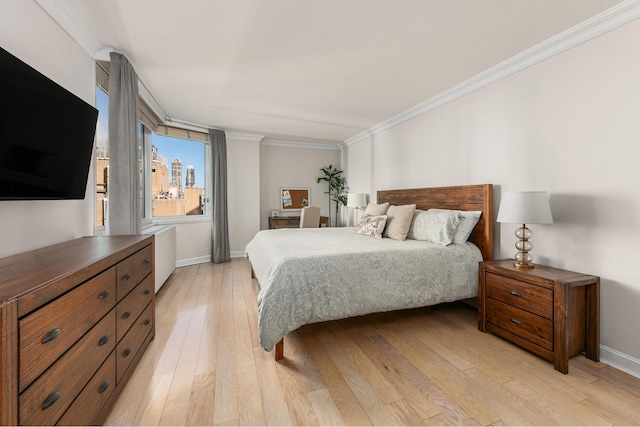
428 209 482 244
383 204 416 241
407 209 462 245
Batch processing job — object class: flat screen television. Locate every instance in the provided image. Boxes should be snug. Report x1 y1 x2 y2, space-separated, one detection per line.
0 46 98 200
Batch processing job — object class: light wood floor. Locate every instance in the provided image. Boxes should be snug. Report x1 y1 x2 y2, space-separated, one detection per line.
105 258 640 426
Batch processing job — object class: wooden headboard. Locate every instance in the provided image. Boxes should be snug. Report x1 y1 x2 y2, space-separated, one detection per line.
377 184 494 261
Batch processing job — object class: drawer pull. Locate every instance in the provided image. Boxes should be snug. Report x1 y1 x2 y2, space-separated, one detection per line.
122 311 131 320
99 380 110 394
42 328 61 344
122 274 132 281
509 318 522 325
98 335 110 346
144 289 151 295
144 258 151 264
98 290 110 300
122 348 131 358
42 390 61 410
510 290 522 297
144 319 151 326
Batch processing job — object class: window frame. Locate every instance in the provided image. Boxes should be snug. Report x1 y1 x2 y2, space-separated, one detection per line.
146 126 211 223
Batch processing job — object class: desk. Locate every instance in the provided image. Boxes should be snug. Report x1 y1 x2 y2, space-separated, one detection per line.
269 215 330 229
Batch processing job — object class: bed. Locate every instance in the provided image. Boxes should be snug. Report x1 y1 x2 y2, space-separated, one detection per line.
245 184 494 359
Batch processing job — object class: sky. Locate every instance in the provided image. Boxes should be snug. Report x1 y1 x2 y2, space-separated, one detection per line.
96 87 206 189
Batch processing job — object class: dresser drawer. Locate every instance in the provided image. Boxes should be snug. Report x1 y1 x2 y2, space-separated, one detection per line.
486 299 552 351
116 302 153 382
485 272 553 319
116 245 153 301
56 352 116 426
116 274 153 342
19 310 116 426
19 267 117 391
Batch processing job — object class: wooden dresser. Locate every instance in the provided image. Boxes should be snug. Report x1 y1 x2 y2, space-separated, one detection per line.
478 259 599 374
268 215 330 229
0 235 155 425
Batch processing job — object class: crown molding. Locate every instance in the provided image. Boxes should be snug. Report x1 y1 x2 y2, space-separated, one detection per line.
226 132 265 143
261 139 342 151
344 0 640 146
35 0 103 56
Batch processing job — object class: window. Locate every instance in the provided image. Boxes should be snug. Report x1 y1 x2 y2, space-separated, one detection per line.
95 61 207 229
95 84 109 228
150 129 207 217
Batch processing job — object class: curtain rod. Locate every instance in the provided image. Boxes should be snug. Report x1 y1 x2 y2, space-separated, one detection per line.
165 117 223 133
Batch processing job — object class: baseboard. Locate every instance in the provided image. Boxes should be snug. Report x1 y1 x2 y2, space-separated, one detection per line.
176 252 245 267
600 345 640 379
175 255 211 268
231 250 245 258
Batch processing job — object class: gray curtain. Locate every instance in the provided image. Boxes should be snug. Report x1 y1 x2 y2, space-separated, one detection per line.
108 52 140 235
209 129 230 263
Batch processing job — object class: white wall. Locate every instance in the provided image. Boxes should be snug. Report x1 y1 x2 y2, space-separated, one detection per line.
0 1 96 258
228 136 260 256
345 19 640 374
170 135 261 264
260 144 342 229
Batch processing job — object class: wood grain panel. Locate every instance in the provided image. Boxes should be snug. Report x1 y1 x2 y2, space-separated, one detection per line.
116 246 153 301
485 272 553 319
19 310 116 426
57 352 116 426
378 184 493 261
486 299 552 351
19 267 116 392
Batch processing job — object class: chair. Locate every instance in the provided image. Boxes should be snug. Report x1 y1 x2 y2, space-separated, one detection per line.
299 206 321 228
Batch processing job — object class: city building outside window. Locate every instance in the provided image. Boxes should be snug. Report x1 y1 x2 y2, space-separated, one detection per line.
150 132 206 217
95 85 109 228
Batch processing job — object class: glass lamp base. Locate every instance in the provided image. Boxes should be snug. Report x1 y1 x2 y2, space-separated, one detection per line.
514 224 534 269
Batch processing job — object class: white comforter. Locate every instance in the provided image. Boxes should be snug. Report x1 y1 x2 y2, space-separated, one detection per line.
245 227 482 351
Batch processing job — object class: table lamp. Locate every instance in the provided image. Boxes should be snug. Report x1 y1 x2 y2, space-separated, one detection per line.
497 191 553 269
346 193 368 226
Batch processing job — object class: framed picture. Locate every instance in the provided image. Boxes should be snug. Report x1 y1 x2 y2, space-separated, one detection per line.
280 187 310 211
271 210 280 217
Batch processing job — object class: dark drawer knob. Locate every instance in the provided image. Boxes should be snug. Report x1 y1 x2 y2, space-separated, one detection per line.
143 319 151 326
98 335 110 346
42 328 61 344
122 311 131 320
99 380 110 394
510 290 522 297
509 317 522 325
144 258 151 264
143 289 151 295
122 348 131 358
98 290 110 300
42 390 61 410
122 274 132 281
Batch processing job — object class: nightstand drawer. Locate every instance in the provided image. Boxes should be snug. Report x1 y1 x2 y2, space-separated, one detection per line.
486 299 552 351
485 272 553 319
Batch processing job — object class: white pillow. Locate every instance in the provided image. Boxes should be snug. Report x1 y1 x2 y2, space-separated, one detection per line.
383 204 416 241
363 202 390 216
406 209 461 246
355 215 388 238
428 209 482 244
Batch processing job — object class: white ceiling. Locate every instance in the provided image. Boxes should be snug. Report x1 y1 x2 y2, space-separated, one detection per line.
57 0 623 143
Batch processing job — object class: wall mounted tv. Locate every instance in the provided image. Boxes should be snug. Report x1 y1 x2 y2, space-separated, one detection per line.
0 46 98 200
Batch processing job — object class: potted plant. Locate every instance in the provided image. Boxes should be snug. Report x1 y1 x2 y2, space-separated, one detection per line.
317 165 348 226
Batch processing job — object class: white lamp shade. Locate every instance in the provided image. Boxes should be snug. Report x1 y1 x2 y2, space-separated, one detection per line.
346 193 367 208
497 191 553 224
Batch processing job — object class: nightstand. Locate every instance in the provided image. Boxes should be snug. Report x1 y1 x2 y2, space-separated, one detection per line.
478 259 600 374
